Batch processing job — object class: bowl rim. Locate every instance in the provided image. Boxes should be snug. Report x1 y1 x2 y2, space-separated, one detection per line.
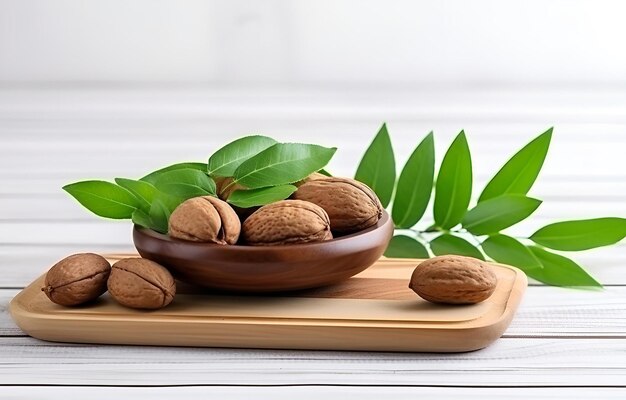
134 210 391 252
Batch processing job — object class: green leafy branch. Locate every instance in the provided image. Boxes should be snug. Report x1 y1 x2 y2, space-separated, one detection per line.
63 136 336 234
356 124 626 288
61 123 626 289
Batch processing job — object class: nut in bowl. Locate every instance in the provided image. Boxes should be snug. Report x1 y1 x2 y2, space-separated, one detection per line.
62 134 398 293
133 210 393 292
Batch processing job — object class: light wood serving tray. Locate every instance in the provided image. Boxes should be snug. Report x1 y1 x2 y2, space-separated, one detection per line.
10 254 527 352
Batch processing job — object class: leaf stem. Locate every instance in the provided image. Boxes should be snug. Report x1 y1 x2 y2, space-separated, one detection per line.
424 224 439 232
221 179 237 196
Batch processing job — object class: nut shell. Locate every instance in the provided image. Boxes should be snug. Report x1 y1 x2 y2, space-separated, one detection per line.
168 196 241 244
107 258 176 310
409 255 497 304
42 253 111 306
242 200 332 246
293 177 383 234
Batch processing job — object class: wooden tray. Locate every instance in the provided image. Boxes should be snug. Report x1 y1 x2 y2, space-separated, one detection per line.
10 254 527 352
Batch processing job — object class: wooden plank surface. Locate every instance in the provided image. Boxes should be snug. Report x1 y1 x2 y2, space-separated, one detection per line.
3 286 626 338
0 336 625 386
3 242 625 287
7 261 525 352
0 87 625 396
2 387 625 400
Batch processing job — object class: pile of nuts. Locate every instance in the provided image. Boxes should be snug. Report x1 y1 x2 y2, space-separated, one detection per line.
42 175 498 309
168 175 384 246
43 253 497 309
42 174 384 309
43 253 176 310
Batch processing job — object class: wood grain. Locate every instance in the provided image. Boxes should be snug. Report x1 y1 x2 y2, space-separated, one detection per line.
0 336 624 386
3 242 625 287
4 286 626 339
507 286 626 337
0 290 21 336
8 258 526 352
0 244 136 288
1 87 625 394
1 387 625 400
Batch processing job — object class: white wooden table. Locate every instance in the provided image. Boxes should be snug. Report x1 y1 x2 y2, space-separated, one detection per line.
1 87 625 399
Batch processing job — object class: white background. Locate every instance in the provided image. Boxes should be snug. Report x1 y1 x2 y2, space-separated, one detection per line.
0 0 624 256
2 0 626 85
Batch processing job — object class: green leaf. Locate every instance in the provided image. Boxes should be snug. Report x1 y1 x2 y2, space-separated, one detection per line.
355 123 396 207
233 143 336 189
429 233 484 260
478 128 552 203
132 193 180 233
208 135 277 177
392 132 435 228
63 180 139 219
318 168 332 177
433 131 472 229
530 218 626 251
158 192 185 212
227 185 297 208
528 246 602 288
140 162 207 184
148 198 172 234
153 168 216 198
114 178 158 212
131 209 153 230
462 195 542 235
384 235 429 258
482 234 542 273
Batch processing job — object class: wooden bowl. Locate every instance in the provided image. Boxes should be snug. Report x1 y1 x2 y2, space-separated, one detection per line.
133 211 394 292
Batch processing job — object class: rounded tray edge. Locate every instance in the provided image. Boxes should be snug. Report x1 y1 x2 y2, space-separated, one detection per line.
7 277 45 338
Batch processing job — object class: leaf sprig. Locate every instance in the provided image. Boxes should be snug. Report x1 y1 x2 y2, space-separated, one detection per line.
357 124 626 289
63 137 336 234
61 124 626 289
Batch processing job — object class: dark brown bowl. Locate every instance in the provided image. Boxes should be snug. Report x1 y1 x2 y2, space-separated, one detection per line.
133 211 393 292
